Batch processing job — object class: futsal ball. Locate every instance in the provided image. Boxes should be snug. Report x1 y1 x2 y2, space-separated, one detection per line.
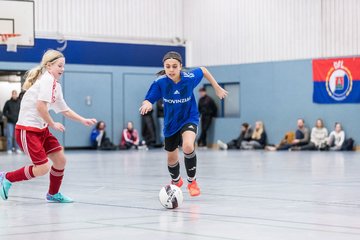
159 184 183 209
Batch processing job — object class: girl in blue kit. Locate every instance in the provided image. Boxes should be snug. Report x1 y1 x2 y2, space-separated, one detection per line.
139 51 227 196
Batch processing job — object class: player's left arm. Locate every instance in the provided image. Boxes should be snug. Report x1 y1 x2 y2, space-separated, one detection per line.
61 109 97 126
200 67 228 99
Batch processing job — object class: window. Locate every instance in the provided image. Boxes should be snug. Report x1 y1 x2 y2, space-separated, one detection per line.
203 82 240 118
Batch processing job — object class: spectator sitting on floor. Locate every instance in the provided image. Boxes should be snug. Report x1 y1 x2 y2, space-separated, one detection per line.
120 121 146 150
266 118 310 151
90 121 106 148
266 131 295 151
90 121 116 150
217 123 253 150
241 121 267 150
292 118 328 151
327 122 345 151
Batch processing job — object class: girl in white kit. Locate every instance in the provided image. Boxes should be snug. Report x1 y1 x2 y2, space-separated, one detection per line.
0 49 97 203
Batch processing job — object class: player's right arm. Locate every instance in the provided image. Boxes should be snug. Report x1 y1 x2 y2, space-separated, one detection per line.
139 100 153 115
36 100 65 132
139 80 162 115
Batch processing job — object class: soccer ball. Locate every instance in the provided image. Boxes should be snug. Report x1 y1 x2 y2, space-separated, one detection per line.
159 184 183 209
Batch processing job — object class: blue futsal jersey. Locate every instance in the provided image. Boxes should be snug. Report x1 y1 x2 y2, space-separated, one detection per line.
144 68 204 137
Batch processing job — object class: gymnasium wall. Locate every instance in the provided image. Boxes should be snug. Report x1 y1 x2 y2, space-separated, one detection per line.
0 60 162 147
0 38 185 148
206 59 360 146
34 0 183 45
1 55 359 147
2 0 359 147
0 38 185 67
184 0 360 66
33 0 360 67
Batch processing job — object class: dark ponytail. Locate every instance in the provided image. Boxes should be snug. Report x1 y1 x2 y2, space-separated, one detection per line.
156 70 166 76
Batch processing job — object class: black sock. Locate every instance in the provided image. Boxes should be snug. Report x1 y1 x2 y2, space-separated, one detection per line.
168 161 180 182
184 151 197 182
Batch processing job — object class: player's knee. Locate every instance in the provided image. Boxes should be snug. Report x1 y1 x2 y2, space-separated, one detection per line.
182 142 195 154
167 151 178 165
35 162 51 176
57 157 67 167
54 159 66 170
50 152 67 168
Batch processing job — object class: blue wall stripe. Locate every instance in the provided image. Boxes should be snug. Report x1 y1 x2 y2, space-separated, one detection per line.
0 38 185 67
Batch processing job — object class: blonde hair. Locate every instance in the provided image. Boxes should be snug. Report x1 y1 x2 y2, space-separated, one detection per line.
252 121 264 140
23 49 64 90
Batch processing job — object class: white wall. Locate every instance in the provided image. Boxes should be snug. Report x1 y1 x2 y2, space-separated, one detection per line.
34 0 184 45
33 0 360 65
183 0 360 66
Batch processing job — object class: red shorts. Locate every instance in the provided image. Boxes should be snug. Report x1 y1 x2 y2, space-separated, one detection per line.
15 128 63 165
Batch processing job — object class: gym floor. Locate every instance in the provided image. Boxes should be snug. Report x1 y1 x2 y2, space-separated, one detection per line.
0 149 359 240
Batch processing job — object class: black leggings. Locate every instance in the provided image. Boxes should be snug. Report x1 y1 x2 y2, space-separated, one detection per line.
299 142 317 150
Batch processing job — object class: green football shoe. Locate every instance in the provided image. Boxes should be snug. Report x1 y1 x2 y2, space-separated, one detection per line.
46 192 74 203
0 172 12 200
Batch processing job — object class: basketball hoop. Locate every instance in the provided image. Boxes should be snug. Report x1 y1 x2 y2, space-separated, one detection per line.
0 34 21 52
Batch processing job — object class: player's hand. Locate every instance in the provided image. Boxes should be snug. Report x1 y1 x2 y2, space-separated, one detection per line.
215 86 228 99
139 100 153 115
82 118 97 126
50 122 65 132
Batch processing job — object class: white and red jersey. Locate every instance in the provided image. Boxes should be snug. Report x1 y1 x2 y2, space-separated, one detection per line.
16 71 69 132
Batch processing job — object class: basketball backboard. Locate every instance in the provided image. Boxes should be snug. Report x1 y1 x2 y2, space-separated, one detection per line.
0 0 34 46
